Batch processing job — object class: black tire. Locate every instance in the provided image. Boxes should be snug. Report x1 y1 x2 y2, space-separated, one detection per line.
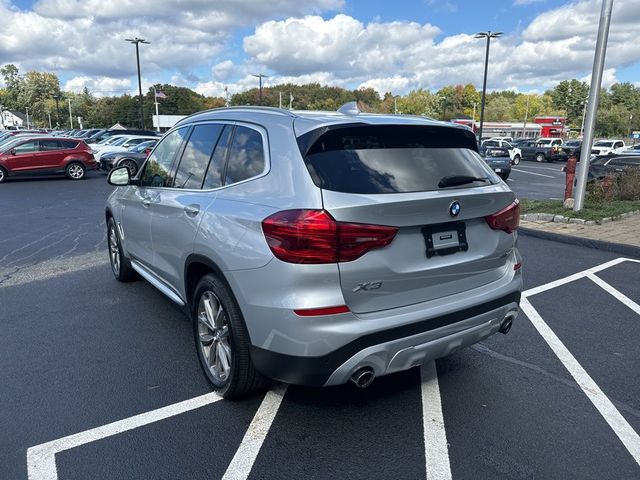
535 153 545 162
500 173 510 181
192 273 269 398
512 154 520 166
119 159 138 176
0 166 6 183
107 217 138 282
65 161 86 180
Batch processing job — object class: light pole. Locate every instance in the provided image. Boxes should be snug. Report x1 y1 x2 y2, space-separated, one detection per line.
574 0 614 211
125 37 150 129
474 31 503 145
252 73 268 105
25 107 30 128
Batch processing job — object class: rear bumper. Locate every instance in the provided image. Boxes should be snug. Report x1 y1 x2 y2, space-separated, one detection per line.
250 290 521 387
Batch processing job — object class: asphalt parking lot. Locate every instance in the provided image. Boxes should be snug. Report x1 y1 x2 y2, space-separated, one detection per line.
507 161 567 200
1 173 639 480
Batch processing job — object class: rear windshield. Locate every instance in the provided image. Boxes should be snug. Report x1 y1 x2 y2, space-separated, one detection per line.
300 125 494 194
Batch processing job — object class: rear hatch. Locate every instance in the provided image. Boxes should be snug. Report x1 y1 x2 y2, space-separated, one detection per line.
299 124 517 314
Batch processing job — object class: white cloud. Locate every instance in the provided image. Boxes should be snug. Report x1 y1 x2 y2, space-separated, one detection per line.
212 60 235 81
2 0 639 99
64 75 131 95
239 0 640 95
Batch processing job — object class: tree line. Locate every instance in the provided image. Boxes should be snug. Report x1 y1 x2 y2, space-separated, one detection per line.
1 64 639 137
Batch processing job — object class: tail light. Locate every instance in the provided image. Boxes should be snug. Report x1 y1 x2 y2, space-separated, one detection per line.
485 200 520 234
262 209 398 264
145 148 152 156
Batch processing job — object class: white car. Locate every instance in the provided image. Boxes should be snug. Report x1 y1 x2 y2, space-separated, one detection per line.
591 139 625 156
482 139 522 165
94 136 159 161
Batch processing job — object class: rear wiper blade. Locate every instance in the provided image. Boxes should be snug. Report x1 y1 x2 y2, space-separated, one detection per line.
438 175 490 188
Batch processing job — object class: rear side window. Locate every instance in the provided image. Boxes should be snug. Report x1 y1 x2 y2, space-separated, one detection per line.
202 126 233 189
60 140 79 149
300 125 493 194
174 124 223 189
224 126 266 185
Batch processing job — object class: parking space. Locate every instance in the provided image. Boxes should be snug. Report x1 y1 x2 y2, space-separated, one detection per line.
2 176 640 479
507 163 567 200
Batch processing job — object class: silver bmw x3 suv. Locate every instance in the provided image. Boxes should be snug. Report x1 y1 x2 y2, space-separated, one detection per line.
105 103 523 398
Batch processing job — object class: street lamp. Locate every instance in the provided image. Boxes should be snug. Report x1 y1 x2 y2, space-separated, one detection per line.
252 73 269 105
474 31 503 145
125 37 150 129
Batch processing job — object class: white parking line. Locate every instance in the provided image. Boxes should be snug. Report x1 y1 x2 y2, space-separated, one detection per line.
421 360 452 480
222 384 288 480
26 392 223 480
511 169 555 178
522 257 640 466
514 165 564 172
587 273 640 316
520 298 640 466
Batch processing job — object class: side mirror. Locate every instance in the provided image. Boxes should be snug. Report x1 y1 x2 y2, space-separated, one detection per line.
10 148 16 155
108 166 131 186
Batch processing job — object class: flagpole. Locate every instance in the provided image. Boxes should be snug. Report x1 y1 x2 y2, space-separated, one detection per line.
152 85 160 132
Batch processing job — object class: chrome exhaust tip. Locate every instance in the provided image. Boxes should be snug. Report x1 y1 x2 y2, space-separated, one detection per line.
499 313 516 335
350 367 375 389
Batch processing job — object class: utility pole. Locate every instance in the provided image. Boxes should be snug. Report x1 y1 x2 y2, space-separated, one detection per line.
125 37 150 129
68 98 73 128
521 95 530 138
574 0 614 211
54 95 61 128
252 73 268 105
152 85 160 132
47 112 52 129
474 31 503 144
25 107 30 128
279 91 282 109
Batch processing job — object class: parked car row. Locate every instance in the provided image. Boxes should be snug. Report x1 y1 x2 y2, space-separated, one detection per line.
0 130 161 183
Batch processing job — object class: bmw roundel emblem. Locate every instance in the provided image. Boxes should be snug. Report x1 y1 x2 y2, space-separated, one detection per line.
449 201 461 217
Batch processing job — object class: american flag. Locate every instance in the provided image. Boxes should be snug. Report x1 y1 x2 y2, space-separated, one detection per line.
155 90 167 99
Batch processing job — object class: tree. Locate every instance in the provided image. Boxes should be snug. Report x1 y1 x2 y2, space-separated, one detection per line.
547 79 589 127
396 89 439 117
1 64 24 110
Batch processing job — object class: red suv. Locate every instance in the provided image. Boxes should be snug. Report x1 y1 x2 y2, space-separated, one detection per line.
0 137 96 183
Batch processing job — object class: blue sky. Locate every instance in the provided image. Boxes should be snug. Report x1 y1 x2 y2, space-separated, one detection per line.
1 0 639 97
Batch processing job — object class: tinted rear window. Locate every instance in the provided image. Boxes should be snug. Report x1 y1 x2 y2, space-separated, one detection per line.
60 140 79 149
300 125 493 194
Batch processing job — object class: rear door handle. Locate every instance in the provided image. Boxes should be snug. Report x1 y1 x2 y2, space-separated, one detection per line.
184 204 200 217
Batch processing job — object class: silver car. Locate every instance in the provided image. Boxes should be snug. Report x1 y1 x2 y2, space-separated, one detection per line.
105 104 523 398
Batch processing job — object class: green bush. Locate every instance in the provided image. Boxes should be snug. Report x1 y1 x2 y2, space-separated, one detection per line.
615 166 640 201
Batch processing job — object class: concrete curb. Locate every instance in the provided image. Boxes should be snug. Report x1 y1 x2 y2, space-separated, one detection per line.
521 210 640 225
519 227 640 259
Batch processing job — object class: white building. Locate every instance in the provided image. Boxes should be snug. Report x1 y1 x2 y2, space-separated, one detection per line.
0 110 26 129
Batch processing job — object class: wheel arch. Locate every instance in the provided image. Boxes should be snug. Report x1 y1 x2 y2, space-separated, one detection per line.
184 254 237 309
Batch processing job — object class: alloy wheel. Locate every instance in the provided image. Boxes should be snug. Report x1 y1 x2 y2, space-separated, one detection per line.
197 291 232 383
67 164 85 179
108 226 120 276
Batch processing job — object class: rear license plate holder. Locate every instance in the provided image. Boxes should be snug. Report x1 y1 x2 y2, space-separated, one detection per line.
422 221 468 258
